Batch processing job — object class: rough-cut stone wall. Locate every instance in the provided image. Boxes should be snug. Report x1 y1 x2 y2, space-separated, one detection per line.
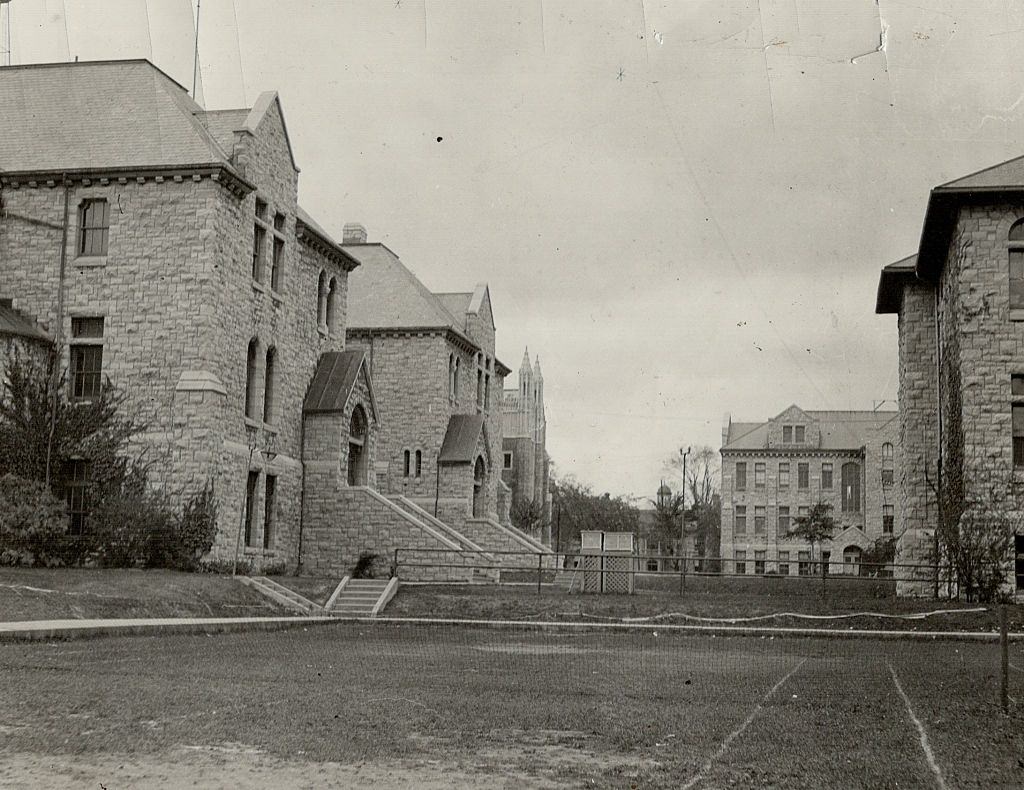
0 99 350 572
765 406 821 448
503 436 536 508
895 280 939 591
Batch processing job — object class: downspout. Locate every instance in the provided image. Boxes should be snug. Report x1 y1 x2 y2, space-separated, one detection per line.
45 176 71 488
434 452 441 518
932 284 943 600
296 411 306 575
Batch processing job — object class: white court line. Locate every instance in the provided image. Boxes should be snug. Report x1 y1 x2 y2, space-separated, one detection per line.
680 658 807 790
887 662 949 790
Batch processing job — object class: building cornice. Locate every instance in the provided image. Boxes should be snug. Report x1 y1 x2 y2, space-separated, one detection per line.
0 164 254 198
295 219 359 271
721 447 866 459
347 326 480 356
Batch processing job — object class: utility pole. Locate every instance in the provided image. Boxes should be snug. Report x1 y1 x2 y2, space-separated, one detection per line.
680 446 691 568
0 1 11 67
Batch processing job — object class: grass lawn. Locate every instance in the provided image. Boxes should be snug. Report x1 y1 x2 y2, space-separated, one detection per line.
382 583 1024 633
1 623 1022 788
0 567 288 621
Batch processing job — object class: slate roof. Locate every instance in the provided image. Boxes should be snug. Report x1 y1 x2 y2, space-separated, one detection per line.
723 410 897 452
198 108 249 157
935 155 1024 192
0 60 237 174
438 414 486 464
0 303 50 342
435 292 472 326
343 244 472 339
303 350 367 414
874 254 918 314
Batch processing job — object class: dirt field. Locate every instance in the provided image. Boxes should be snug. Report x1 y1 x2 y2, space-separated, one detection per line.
2 622 1024 788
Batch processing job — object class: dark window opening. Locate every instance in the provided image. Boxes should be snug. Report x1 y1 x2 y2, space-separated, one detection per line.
65 459 91 535
263 475 277 550
78 199 109 256
244 470 259 548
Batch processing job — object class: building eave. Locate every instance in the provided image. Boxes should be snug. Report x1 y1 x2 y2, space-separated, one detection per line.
0 163 254 198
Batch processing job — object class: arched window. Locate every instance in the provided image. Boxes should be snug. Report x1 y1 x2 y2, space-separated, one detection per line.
415 450 422 478
841 462 860 513
317 270 328 326
881 442 894 487
403 449 411 478
1010 219 1024 310
326 276 339 333
448 354 455 401
454 357 460 402
244 337 260 419
472 456 486 517
348 405 368 486
263 346 276 424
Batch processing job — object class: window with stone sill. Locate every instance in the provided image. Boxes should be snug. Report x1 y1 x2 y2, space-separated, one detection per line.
270 212 286 293
70 317 104 400
1013 375 1024 467
77 199 109 257
263 474 277 550
1009 219 1024 312
734 505 746 534
735 462 747 490
754 462 765 488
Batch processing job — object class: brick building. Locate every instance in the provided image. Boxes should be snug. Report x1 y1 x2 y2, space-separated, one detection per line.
0 59 381 571
720 406 900 576
876 154 1024 595
500 349 552 543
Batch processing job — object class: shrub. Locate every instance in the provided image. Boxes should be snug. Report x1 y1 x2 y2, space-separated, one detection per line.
171 481 218 571
352 551 381 579
89 476 177 569
198 558 251 575
0 474 70 565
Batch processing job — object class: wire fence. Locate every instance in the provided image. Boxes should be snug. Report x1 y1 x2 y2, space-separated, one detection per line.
392 547 951 599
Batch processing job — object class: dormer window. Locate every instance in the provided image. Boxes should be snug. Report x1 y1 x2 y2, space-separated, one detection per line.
795 425 805 443
782 424 805 444
783 425 792 443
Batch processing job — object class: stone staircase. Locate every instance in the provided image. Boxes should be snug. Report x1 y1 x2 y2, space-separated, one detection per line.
239 576 326 616
552 568 581 593
327 577 399 617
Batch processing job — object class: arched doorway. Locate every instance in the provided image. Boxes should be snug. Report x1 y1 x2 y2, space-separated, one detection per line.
472 456 486 518
842 545 862 576
348 405 368 486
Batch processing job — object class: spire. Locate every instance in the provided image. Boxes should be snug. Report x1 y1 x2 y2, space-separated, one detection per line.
520 347 531 372
533 355 543 380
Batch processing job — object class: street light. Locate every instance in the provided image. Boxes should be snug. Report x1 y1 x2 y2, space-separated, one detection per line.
680 446 690 569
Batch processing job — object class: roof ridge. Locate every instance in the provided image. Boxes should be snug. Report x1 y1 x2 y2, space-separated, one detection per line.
936 152 1024 191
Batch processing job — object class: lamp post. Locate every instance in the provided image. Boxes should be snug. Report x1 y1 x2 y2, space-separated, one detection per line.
232 425 259 577
680 446 691 569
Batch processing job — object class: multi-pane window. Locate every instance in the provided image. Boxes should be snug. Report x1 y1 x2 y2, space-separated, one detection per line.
263 475 277 550
70 317 104 400
65 459 91 535
821 462 833 489
778 550 790 575
754 550 766 575
841 462 861 512
244 470 259 548
735 462 747 490
1009 219 1024 310
271 213 286 292
754 463 765 488
881 443 894 487
734 505 747 534
778 506 790 535
795 425 805 443
1013 376 1024 467
734 550 746 575
883 504 894 534
252 199 268 281
78 199 109 256
798 462 809 489
798 550 811 576
783 425 792 443
754 506 765 534
778 462 790 487
798 505 809 518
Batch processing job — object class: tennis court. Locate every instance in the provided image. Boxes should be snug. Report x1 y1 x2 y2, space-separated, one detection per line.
1 620 1022 788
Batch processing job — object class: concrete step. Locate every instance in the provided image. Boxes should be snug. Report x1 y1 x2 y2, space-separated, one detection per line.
328 577 399 618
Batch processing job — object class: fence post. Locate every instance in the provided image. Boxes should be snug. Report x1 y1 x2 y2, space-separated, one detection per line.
682 554 687 595
1001 604 1009 715
820 554 827 599
537 552 543 594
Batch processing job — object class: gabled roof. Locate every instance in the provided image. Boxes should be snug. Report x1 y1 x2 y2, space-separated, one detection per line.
935 154 1024 192
438 414 488 464
241 92 299 173
435 292 472 324
0 303 50 342
343 243 475 347
875 254 918 314
302 350 377 419
722 410 897 452
0 59 239 176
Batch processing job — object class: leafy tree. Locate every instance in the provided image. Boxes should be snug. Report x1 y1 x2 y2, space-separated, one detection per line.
550 474 639 553
787 501 836 564
510 496 546 539
861 535 896 577
662 445 721 561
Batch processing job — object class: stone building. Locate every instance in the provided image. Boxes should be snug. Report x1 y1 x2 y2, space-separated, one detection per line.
343 234 547 561
0 59 386 573
0 301 51 385
876 154 1024 595
720 406 900 576
500 349 552 544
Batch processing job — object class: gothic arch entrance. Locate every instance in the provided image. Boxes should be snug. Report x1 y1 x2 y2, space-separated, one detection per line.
472 456 486 518
348 405 368 486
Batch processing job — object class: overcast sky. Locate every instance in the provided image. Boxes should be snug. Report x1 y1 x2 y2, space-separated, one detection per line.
10 0 1024 501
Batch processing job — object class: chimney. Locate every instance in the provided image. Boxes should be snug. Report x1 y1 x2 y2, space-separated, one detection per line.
343 223 367 245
